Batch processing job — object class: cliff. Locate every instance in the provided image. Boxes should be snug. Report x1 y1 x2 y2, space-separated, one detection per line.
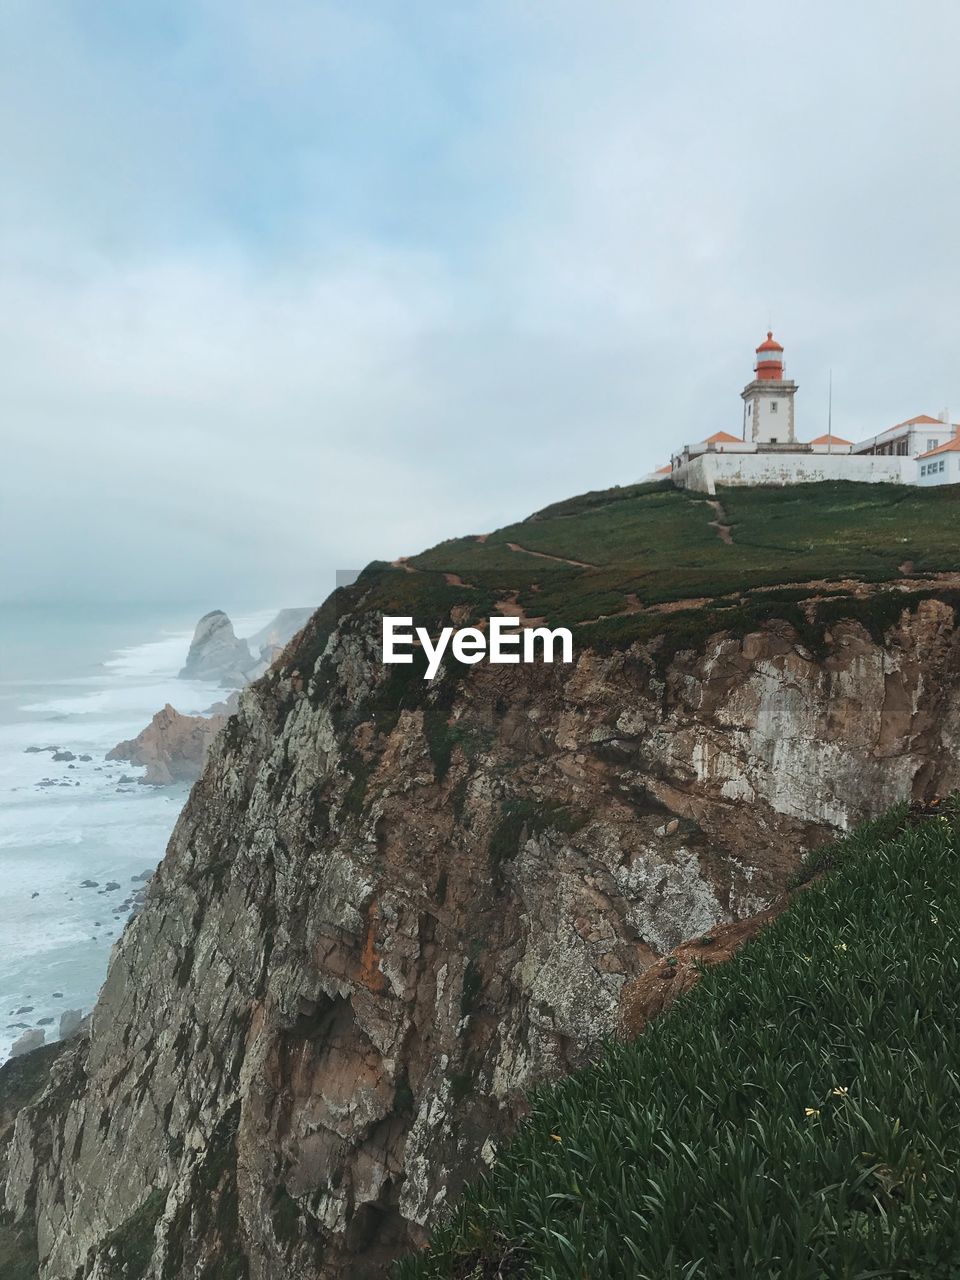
4 481 960 1279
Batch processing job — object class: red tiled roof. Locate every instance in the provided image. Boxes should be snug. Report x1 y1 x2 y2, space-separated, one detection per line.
654 464 672 475
917 434 960 460
808 433 852 446
703 431 742 444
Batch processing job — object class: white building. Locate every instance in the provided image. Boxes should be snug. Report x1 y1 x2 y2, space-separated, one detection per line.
852 415 954 460
918 436 960 486
658 332 960 493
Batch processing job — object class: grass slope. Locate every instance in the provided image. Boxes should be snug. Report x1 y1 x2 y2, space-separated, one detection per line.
398 804 960 1279
336 481 960 661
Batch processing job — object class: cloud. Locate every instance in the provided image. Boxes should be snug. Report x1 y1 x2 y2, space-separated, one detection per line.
2 1 959 604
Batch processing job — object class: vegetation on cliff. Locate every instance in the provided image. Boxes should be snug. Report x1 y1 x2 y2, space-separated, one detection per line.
283 480 960 678
399 802 960 1279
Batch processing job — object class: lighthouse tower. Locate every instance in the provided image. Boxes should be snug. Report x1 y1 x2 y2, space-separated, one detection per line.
741 331 798 445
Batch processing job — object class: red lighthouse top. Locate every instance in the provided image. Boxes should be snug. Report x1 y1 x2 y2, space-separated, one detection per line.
754 331 784 380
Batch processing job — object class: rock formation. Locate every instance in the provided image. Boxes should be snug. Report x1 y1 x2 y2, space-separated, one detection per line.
247 607 314 654
57 1012 83 1042
178 610 257 687
106 704 229 785
7 1031 44 1062
4 585 960 1278
112 605 313 785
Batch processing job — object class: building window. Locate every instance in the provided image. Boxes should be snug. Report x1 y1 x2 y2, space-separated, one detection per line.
928 439 938 451
770 401 779 413
921 465 927 476
940 460 946 473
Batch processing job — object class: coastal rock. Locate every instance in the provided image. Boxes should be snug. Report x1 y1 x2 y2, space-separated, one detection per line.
58 1011 83 1041
178 610 255 687
5 598 960 1278
9 1030 44 1060
246 606 314 654
106 704 228 786
51 751 75 763
205 691 241 717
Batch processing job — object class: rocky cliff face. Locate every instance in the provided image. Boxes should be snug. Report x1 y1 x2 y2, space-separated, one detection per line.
5 592 960 1279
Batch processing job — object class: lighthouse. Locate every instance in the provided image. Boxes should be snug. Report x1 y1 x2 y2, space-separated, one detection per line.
741 331 798 445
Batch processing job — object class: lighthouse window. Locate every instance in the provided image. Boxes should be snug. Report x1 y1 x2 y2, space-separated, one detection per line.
770 401 779 413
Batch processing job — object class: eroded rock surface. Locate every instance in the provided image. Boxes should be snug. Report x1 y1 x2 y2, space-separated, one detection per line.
5 596 960 1278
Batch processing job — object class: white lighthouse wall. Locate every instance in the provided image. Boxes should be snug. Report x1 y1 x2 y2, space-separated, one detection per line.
673 452 913 495
751 393 794 444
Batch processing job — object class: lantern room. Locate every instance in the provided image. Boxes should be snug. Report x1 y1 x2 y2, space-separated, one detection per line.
754 331 785 381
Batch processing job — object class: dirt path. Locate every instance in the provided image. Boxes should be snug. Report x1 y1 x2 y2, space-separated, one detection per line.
505 542 598 569
492 592 547 627
578 570 960 628
704 499 733 545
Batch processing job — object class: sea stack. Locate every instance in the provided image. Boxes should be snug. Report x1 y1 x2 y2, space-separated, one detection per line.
178 610 255 687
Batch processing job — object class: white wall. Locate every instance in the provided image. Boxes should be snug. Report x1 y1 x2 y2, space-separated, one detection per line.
751 392 791 444
673 452 913 495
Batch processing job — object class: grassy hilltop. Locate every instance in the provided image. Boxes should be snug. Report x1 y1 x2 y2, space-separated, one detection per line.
303 480 960 676
398 802 960 1280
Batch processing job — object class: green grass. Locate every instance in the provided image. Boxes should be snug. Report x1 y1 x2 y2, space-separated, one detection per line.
294 482 960 674
407 480 960 614
261 483 960 687
397 802 960 1279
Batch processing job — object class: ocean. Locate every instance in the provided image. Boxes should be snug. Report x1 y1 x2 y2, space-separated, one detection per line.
0 604 275 1064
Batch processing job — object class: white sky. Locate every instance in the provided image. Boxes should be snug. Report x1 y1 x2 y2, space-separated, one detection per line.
2 1 959 605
